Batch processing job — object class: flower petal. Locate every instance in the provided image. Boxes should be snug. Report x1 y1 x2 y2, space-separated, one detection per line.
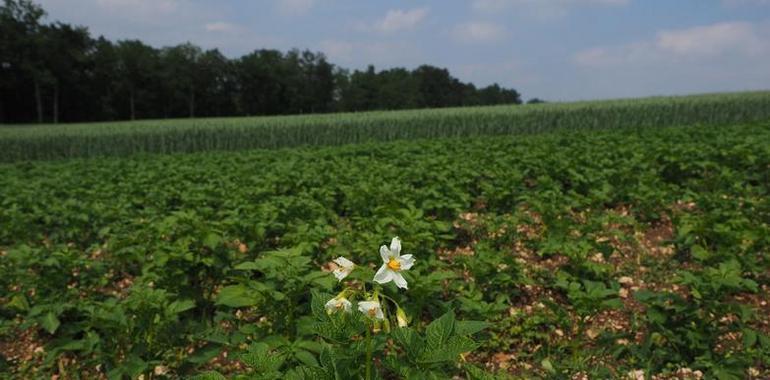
390 237 401 256
373 265 393 284
357 300 382 319
340 299 352 313
392 271 408 289
326 297 351 314
379 245 391 262
325 299 337 312
357 301 372 311
333 268 350 281
398 254 415 270
333 256 355 269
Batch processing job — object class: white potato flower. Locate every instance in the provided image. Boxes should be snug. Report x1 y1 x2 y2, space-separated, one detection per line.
357 300 385 320
373 237 415 289
332 256 355 281
325 296 352 314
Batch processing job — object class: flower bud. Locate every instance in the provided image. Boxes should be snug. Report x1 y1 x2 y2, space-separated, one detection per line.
396 307 409 327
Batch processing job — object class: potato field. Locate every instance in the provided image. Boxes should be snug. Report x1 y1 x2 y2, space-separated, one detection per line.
1 94 769 379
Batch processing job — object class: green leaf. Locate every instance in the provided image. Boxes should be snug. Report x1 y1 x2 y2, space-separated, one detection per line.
123 355 148 379
295 340 323 353
391 327 424 360
454 320 491 336
234 261 261 270
50 339 86 352
7 294 29 311
285 366 330 380
465 364 498 380
426 310 455 349
240 342 286 373
215 285 260 307
189 371 228 380
318 346 338 380
600 298 623 309
418 335 478 364
743 328 757 348
758 333 770 348
690 245 711 261
186 344 223 364
541 358 556 374
203 232 222 249
404 368 443 380
310 290 333 321
294 349 318 367
40 312 60 334
167 299 196 314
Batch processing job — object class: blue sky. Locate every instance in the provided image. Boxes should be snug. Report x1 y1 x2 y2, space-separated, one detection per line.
36 0 770 101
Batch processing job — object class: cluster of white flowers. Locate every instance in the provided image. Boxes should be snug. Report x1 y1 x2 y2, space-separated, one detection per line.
325 237 414 323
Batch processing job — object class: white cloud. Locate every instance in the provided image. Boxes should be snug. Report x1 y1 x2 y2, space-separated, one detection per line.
657 22 764 56
37 0 205 34
94 0 179 14
373 8 429 33
36 0 284 56
453 22 506 43
275 0 316 15
319 39 354 61
472 0 629 13
204 22 241 34
317 39 426 68
452 60 535 87
574 21 769 67
569 21 770 99
722 0 770 6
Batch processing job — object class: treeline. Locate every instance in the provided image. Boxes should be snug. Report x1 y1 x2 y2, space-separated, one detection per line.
0 0 522 124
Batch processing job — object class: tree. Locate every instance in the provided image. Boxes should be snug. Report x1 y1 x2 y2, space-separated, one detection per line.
0 0 46 122
296 50 335 113
41 22 92 123
413 65 464 108
477 83 522 106
196 49 236 117
339 65 379 112
114 40 158 120
88 37 119 120
237 49 284 115
1 0 523 123
377 68 421 110
161 42 201 118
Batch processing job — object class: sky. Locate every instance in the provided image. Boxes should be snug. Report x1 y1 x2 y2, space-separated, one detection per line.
34 0 770 101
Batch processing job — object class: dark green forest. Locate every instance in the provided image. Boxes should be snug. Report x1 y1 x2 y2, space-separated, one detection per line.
0 0 522 124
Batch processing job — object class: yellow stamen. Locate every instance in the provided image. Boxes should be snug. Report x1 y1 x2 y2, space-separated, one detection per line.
368 308 377 317
387 257 401 271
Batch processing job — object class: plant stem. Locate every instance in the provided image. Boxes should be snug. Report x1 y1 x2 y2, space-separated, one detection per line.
365 324 373 380
287 297 295 340
572 315 585 369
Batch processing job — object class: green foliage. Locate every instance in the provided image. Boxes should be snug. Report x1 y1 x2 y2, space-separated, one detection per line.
1 120 769 378
555 273 622 316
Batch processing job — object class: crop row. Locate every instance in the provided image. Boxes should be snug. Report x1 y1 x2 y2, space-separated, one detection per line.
1 91 770 162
